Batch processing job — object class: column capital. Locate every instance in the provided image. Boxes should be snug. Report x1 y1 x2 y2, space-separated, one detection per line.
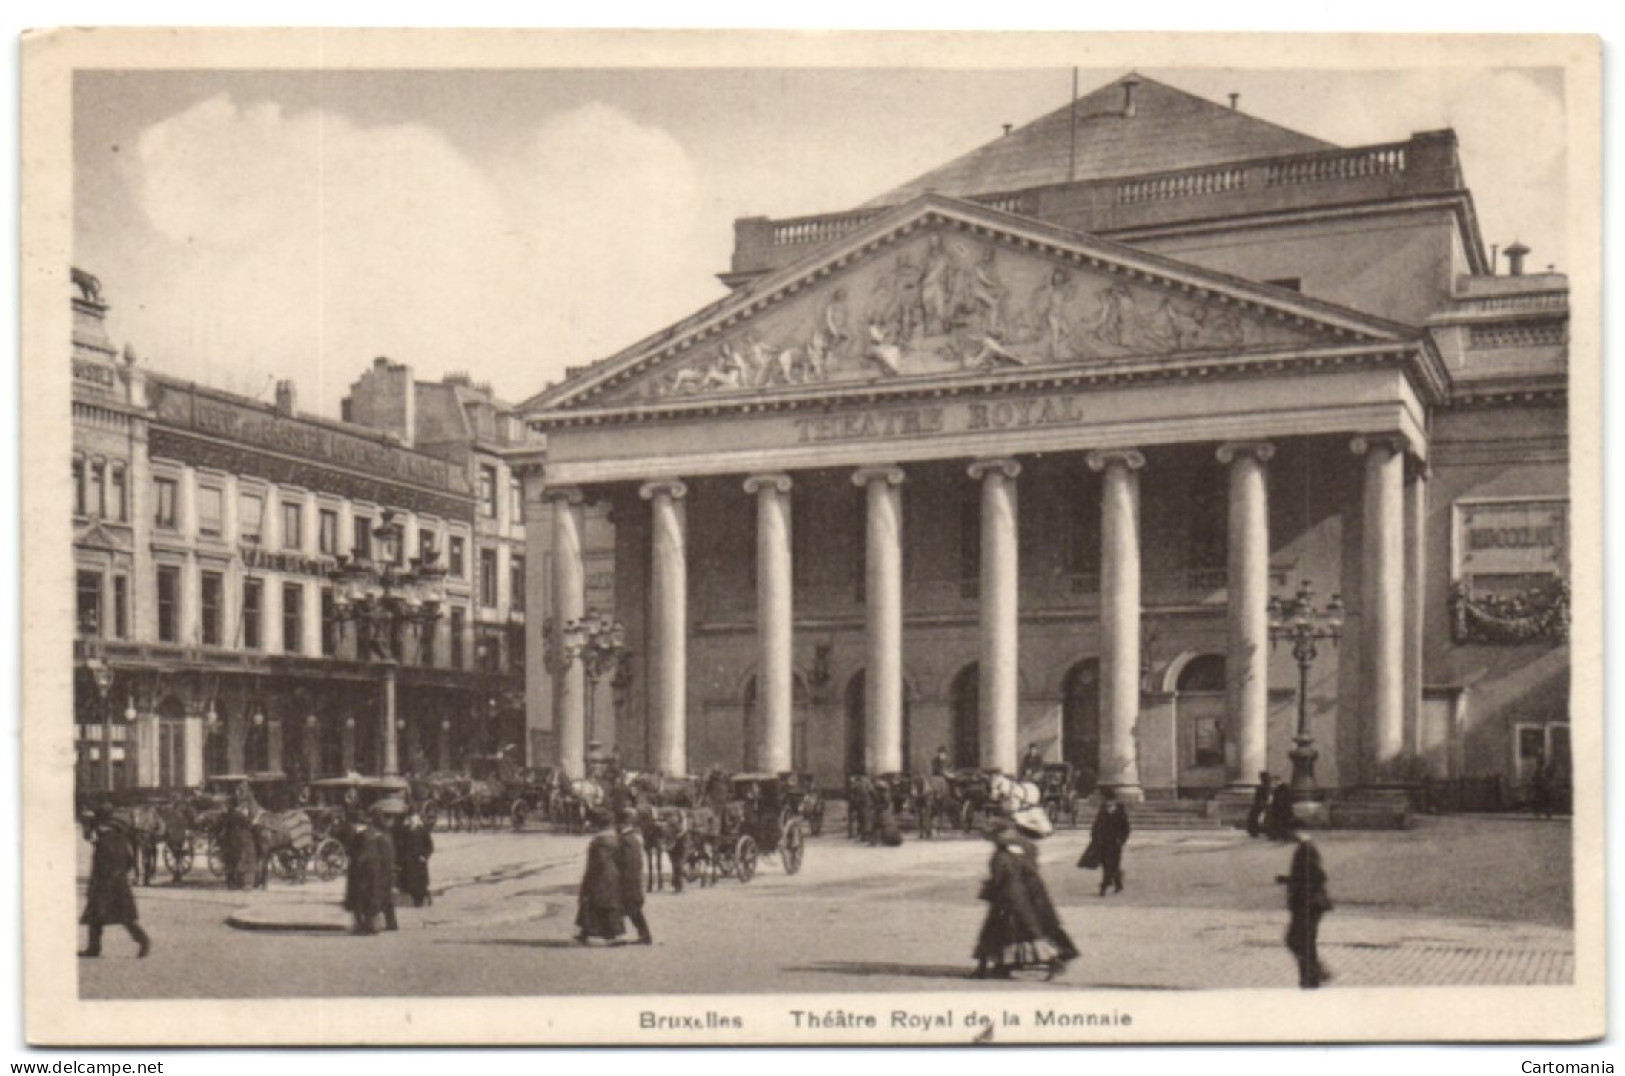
1216 441 1276 465
639 479 689 502
968 457 1022 482
743 472 793 496
543 484 586 506
1086 448 1145 473
1350 434 1407 458
851 465 906 488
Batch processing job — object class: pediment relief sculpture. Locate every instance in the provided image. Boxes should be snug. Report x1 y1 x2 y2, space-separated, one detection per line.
611 230 1333 403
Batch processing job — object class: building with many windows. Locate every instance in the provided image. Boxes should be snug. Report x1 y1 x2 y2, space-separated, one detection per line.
70 285 507 791
518 74 1570 806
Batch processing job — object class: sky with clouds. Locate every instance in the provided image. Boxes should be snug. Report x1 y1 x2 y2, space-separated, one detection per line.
72 64 1569 420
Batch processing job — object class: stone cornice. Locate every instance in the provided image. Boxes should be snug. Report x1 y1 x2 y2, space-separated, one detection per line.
532 340 1437 432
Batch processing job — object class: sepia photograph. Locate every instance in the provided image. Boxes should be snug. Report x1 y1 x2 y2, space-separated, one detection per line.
19 28 1603 1048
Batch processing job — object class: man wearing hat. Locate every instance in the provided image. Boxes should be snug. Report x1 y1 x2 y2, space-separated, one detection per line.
1246 771 1273 838
615 808 652 945
1276 816 1333 988
343 807 398 935
79 806 151 959
1089 787 1132 896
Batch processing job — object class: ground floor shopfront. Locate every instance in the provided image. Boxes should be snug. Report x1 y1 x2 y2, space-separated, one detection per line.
72 642 519 791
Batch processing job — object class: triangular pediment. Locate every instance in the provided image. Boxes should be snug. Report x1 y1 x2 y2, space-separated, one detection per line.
538 197 1412 413
76 520 131 553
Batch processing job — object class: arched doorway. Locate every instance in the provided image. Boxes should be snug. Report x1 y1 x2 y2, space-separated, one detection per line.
845 669 911 774
1061 659 1101 795
742 674 812 773
1175 654 1227 795
950 664 979 769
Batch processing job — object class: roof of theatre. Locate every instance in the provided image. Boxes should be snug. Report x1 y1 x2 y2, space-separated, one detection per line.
862 73 1336 208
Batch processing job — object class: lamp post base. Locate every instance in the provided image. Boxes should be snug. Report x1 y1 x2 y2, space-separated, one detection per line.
1288 736 1321 799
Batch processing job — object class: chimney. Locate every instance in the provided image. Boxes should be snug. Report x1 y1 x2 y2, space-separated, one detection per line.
1229 92 1240 110
1002 123 1013 136
1489 244 1499 276
1122 76 1142 117
274 379 296 415
1504 241 1530 277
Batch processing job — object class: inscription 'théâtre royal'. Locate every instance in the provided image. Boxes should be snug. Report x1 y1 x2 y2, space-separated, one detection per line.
792 396 1087 444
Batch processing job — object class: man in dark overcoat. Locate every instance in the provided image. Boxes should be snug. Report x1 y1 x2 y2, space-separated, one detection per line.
1266 778 1296 841
1090 787 1132 895
394 809 434 907
1246 771 1272 837
79 808 152 958
217 803 259 890
615 810 653 944
931 746 951 777
1277 819 1333 988
368 808 400 931
575 826 625 944
343 815 396 935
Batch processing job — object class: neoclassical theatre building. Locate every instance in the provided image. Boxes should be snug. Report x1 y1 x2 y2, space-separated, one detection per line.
518 74 1570 801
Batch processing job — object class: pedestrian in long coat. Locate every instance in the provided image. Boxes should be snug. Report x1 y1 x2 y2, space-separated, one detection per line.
1246 771 1272 837
1277 820 1333 988
79 809 151 959
343 818 397 934
1266 779 1296 841
615 810 652 944
575 830 625 944
1090 788 1132 895
394 811 434 907
217 804 259 890
971 820 1071 980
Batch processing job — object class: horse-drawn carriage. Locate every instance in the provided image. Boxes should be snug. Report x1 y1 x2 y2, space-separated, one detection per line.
682 773 808 884
777 772 826 837
1039 762 1083 827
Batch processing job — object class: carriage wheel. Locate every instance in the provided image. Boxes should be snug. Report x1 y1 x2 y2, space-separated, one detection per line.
511 799 529 831
313 837 347 881
959 800 979 834
779 820 805 876
206 837 225 877
421 802 439 831
162 841 193 880
1045 800 1061 824
735 836 759 883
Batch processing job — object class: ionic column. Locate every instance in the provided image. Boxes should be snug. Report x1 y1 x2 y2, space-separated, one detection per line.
1087 449 1145 800
547 486 587 779
1353 436 1406 780
641 480 689 777
852 465 906 774
1218 441 1275 788
745 473 794 774
969 458 1021 774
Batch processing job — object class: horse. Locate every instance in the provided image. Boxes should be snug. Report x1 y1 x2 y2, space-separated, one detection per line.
846 775 879 841
637 804 691 893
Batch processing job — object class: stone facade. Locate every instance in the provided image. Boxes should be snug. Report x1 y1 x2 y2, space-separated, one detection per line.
520 74 1569 804
71 287 500 792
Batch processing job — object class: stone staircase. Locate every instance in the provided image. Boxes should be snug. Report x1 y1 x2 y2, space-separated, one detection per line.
1123 799 1227 831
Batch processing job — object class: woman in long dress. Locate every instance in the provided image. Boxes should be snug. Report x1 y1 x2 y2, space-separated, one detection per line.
574 831 625 944
972 819 1074 979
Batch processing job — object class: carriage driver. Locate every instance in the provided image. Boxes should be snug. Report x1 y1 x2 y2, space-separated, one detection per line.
1019 743 1046 784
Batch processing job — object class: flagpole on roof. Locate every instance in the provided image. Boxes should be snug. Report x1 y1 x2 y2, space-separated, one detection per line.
1069 67 1079 182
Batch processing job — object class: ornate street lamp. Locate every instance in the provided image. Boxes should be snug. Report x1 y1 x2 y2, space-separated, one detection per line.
1268 580 1345 797
81 635 116 791
551 611 629 751
328 509 448 775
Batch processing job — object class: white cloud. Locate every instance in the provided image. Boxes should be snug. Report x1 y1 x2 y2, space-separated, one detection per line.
117 95 709 415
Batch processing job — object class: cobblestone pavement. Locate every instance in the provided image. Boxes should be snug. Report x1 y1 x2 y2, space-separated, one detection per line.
75 814 1576 998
